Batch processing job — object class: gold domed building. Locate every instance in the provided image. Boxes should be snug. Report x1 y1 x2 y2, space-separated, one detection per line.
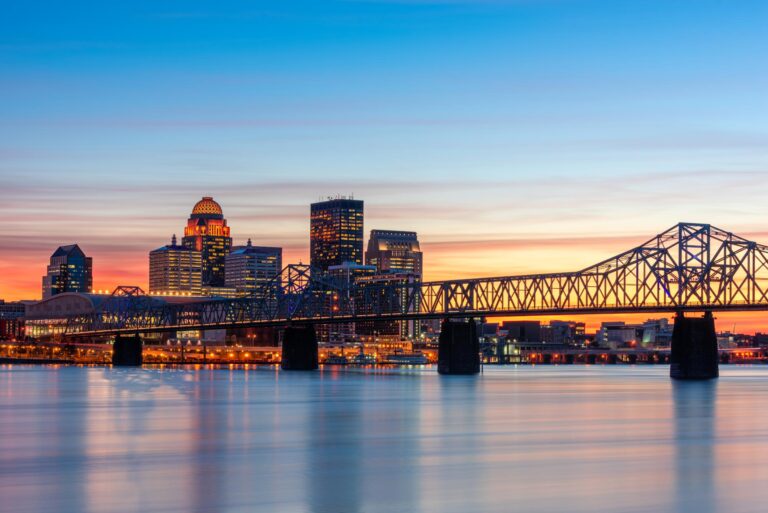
182 197 232 286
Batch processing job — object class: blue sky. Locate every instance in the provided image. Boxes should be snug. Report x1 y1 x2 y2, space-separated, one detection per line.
2 0 768 298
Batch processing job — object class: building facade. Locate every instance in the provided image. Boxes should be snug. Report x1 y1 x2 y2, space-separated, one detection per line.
310 197 364 272
225 240 282 296
182 197 232 287
0 300 26 340
355 272 421 341
595 322 641 348
541 321 586 345
149 234 203 295
322 262 377 342
502 320 542 342
365 230 423 277
42 244 93 299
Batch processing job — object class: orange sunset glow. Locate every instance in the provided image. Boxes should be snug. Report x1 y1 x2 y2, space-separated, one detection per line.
4 190 768 334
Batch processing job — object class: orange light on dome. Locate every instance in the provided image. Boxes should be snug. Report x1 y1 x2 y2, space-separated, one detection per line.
191 196 223 216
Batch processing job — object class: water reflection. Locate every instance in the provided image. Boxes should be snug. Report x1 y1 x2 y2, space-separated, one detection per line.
307 374 364 513
5 366 768 513
305 370 424 513
673 380 717 513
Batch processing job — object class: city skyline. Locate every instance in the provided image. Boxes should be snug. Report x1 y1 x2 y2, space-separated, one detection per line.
3 0 768 330
5 3 768 513
8 192 768 334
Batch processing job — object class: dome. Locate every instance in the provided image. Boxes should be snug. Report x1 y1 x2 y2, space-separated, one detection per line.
192 196 223 216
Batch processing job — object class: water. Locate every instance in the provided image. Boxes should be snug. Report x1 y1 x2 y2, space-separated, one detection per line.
2 365 768 513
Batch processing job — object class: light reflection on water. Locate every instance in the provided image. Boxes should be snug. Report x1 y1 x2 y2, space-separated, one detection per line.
2 365 768 513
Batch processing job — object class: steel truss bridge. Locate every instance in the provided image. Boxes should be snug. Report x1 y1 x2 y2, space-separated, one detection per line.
65 223 768 337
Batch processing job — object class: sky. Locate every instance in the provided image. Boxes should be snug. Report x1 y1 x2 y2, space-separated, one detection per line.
2 0 768 330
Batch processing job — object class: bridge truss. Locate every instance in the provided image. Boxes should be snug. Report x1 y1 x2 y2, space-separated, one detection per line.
65 223 768 336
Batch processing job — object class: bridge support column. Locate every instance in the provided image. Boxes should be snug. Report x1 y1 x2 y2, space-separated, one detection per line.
670 311 719 380
112 334 143 367
438 320 480 375
281 325 319 371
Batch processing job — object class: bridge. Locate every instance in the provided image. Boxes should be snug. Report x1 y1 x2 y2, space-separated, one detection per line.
65 223 768 378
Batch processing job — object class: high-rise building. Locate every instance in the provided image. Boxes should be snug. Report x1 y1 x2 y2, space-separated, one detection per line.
225 239 282 296
149 234 203 295
363 230 423 341
326 261 377 285
321 262 377 342
182 197 232 287
310 197 364 272
355 272 422 341
42 244 93 299
365 230 423 277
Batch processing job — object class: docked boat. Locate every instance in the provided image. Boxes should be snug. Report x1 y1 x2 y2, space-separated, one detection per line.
379 350 429 365
350 352 376 365
324 355 349 365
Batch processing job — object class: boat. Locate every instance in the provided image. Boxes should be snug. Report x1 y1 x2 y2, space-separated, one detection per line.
324 355 349 365
350 352 376 365
379 350 429 365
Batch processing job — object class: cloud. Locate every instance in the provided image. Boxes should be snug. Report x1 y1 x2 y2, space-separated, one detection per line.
3 167 768 301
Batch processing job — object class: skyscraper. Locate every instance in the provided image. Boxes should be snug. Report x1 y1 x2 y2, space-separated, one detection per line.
364 230 423 341
355 272 421 340
365 230 423 277
310 197 364 272
42 244 93 299
225 239 282 296
182 197 232 287
149 234 203 295
320 261 376 342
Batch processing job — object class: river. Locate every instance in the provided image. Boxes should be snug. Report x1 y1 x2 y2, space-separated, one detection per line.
2 364 767 513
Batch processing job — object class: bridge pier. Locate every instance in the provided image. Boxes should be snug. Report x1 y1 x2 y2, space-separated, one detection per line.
670 311 719 380
281 325 319 371
438 320 480 375
112 334 143 366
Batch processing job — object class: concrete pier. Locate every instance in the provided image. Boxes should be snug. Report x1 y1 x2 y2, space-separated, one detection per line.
438 320 480 375
670 311 719 380
112 334 143 366
281 325 319 371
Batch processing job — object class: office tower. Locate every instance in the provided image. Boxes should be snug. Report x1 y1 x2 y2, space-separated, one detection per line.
182 196 232 287
42 244 93 299
225 239 282 296
364 230 423 341
149 234 203 295
310 197 364 272
319 262 377 342
365 230 423 277
355 272 421 340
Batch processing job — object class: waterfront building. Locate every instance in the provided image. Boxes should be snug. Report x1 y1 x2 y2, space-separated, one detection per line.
225 240 282 296
754 333 768 347
182 197 232 287
42 244 93 299
0 300 26 340
365 230 423 277
541 321 586 346
149 235 203 296
595 319 672 349
595 322 641 348
640 318 672 347
0 300 25 319
310 197 364 272
502 321 542 342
